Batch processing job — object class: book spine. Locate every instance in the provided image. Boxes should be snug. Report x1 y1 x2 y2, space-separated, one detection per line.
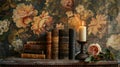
23 50 44 54
46 32 52 59
69 29 76 60
24 44 46 50
21 53 45 59
52 29 59 59
27 41 46 45
59 29 69 59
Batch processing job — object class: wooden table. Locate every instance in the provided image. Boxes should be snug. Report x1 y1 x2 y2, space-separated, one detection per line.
0 58 118 67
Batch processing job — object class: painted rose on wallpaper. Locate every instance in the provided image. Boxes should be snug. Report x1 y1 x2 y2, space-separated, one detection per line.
88 14 107 39
0 0 119 60
31 11 53 35
12 3 53 36
60 0 74 10
66 4 93 32
12 3 38 28
5 1 54 54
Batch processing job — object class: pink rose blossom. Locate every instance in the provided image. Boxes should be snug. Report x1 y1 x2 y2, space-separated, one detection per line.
88 43 102 56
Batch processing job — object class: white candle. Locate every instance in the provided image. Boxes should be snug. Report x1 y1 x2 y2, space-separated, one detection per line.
79 21 86 42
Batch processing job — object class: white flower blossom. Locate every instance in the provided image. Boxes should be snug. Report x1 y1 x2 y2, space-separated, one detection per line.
66 11 74 18
75 4 84 14
0 19 10 35
106 34 120 50
11 39 23 52
75 4 93 20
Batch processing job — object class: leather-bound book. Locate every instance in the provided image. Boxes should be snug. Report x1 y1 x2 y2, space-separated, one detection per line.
21 53 45 59
51 29 59 59
46 32 52 59
59 29 69 59
69 29 76 60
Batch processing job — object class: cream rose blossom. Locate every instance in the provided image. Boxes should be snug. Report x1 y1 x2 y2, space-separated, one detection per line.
88 43 102 56
12 3 38 28
31 11 53 35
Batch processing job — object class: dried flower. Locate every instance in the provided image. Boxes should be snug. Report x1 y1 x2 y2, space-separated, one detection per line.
106 34 120 50
88 43 102 56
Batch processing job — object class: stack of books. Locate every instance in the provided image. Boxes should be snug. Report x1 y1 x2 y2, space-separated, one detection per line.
21 41 46 59
21 29 76 60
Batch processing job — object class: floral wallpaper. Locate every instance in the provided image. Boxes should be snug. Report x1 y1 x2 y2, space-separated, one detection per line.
0 0 120 60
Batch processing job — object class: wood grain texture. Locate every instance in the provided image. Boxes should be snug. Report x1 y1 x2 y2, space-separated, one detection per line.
0 58 118 67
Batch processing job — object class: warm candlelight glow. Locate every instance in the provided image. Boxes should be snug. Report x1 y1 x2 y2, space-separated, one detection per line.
74 14 82 25
81 21 86 26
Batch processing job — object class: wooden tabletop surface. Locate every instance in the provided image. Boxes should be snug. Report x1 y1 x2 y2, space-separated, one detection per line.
0 57 118 65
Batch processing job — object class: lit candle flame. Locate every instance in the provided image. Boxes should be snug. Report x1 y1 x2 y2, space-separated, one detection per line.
81 21 86 26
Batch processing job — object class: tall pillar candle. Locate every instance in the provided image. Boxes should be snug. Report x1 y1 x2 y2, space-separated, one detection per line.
79 22 86 42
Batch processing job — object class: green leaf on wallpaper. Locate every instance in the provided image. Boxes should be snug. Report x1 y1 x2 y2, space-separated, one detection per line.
2 3 9 11
10 2 16 8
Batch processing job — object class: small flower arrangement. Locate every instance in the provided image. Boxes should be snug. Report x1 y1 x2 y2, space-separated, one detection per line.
85 43 115 62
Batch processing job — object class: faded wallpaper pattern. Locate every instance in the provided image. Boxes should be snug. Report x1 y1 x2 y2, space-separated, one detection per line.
0 0 120 60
